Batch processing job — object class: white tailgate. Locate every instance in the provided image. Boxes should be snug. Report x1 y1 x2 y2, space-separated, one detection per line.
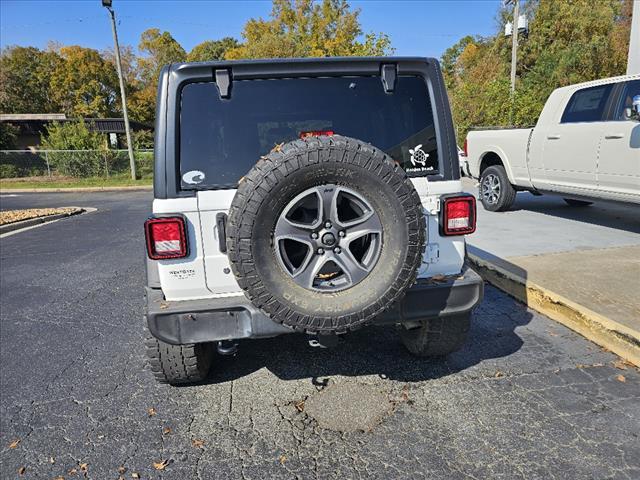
197 190 243 296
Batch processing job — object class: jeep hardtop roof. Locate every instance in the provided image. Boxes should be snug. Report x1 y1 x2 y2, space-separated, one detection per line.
153 56 460 198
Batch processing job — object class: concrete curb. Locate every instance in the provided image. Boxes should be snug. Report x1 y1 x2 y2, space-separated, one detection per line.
0 208 85 234
0 185 152 193
468 253 640 367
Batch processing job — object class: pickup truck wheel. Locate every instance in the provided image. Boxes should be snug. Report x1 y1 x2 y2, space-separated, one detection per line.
563 198 593 207
144 325 213 385
479 165 516 212
399 314 470 357
226 135 426 335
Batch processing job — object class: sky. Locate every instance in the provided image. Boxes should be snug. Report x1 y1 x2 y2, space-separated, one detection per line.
0 0 501 59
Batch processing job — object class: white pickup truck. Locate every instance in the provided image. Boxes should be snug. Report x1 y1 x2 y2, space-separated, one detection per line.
464 74 640 211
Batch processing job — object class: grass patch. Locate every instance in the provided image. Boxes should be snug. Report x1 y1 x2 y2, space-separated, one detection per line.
0 175 152 190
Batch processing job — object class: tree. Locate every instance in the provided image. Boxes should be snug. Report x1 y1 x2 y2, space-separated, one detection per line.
187 38 240 62
49 46 119 118
0 46 62 113
443 0 632 141
138 28 186 85
225 0 392 59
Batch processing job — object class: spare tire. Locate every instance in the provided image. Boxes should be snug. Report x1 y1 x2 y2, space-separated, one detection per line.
226 135 426 334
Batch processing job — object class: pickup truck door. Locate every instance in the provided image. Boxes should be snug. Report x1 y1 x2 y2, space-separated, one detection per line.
541 83 614 194
597 79 640 199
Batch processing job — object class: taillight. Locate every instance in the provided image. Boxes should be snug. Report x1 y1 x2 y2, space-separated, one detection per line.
299 130 334 138
441 195 476 236
145 216 188 259
462 138 468 157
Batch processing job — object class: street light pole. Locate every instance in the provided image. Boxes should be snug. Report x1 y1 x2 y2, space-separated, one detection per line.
510 0 519 94
103 0 136 180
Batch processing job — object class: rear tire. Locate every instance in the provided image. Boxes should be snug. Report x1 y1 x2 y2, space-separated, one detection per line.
563 198 593 207
479 165 516 212
144 324 213 385
399 314 471 357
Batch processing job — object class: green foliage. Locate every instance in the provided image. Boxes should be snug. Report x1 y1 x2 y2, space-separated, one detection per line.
131 130 155 149
50 46 120 117
187 38 240 62
40 121 109 177
443 0 632 141
0 122 19 149
0 46 62 113
225 0 393 59
138 29 187 85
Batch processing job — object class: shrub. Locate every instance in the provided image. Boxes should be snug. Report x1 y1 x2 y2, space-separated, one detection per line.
40 121 109 177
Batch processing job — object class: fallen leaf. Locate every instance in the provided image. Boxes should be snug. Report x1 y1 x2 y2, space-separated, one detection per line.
79 462 88 472
68 467 77 475
576 364 586 369
54 476 65 480
162 427 172 435
49 456 55 464
294 400 305 412
118 466 127 474
279 454 287 464
147 407 157 417
153 459 169 471
191 439 205 449
18 466 25 475
8 439 20 449
132 473 140 479
616 374 626 383
613 360 628 370
494 371 504 378
159 302 169 310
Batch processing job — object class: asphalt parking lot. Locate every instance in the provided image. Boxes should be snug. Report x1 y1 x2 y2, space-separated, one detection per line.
1 191 639 479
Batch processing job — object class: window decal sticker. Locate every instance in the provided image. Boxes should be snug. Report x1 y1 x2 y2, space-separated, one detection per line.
182 170 205 185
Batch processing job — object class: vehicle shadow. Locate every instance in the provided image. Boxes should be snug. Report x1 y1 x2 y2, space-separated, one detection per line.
197 259 533 385
510 193 640 234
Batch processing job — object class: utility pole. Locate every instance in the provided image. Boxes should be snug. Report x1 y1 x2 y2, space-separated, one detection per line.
510 0 519 94
102 0 136 180
628 0 640 75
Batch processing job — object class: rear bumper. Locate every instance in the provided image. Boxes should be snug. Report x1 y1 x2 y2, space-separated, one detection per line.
146 266 484 345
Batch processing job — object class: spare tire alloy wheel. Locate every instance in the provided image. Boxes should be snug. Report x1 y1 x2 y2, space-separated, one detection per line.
226 135 426 335
274 185 382 292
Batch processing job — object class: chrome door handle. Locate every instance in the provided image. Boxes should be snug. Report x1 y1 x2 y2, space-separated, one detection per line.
547 134 561 140
604 133 624 139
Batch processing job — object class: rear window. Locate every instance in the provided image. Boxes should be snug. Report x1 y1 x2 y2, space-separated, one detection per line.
179 75 439 189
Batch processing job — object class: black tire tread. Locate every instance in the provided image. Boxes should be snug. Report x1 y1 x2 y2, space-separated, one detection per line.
144 322 212 385
226 135 426 335
480 165 516 212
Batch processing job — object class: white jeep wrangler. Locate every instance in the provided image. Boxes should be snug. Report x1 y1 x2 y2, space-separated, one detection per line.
144 57 483 384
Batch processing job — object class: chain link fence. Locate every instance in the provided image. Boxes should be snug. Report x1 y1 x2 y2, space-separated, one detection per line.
0 149 154 180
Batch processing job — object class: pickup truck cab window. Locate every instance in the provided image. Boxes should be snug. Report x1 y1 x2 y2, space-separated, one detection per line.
560 84 613 123
615 79 640 120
